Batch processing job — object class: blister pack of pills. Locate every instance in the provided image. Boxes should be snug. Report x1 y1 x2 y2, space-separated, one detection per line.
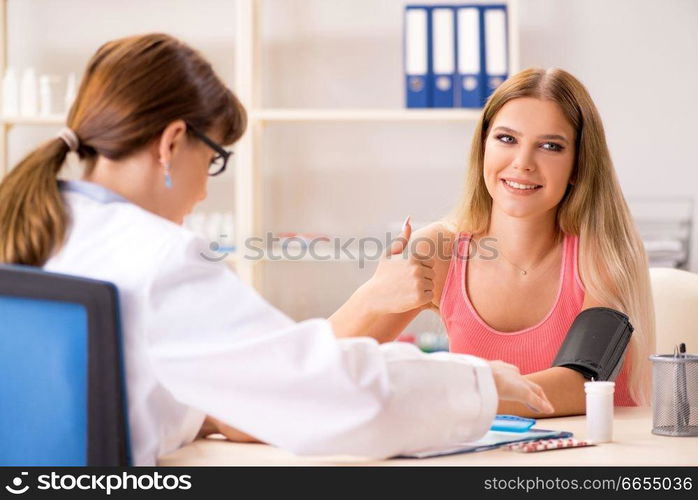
505 438 596 453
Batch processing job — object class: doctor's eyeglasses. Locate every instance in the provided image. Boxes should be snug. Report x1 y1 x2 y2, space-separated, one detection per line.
187 124 233 176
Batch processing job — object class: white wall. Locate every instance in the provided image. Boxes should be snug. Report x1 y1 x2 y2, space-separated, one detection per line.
6 0 698 327
518 0 698 273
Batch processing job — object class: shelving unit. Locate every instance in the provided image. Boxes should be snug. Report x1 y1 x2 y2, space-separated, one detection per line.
0 0 520 290
0 115 64 126
252 108 485 122
231 0 519 289
226 248 367 265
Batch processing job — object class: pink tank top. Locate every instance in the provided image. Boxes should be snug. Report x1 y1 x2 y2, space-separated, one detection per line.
440 232 635 406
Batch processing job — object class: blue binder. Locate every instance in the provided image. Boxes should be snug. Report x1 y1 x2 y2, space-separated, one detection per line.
404 6 432 108
482 4 509 104
430 6 456 107
456 5 484 108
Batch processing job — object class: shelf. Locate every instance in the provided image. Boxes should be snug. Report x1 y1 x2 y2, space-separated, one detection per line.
0 109 483 126
0 115 65 126
0 0 520 289
226 241 382 264
227 253 359 264
226 253 365 264
251 108 483 123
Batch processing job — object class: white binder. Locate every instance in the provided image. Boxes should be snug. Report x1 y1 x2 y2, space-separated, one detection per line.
404 7 430 108
483 6 508 97
431 7 456 107
457 6 482 108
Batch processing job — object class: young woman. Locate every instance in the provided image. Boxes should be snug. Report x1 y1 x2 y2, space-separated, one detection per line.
349 68 655 416
0 34 551 465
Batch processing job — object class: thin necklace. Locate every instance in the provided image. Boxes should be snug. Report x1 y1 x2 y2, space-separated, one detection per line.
499 251 531 275
496 240 560 276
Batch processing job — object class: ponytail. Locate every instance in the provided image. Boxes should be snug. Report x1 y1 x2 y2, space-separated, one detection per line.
0 137 71 266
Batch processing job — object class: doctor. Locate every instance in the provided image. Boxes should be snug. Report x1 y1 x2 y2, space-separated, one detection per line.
0 33 552 465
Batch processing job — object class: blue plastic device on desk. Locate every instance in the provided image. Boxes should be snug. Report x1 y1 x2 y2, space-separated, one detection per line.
491 415 536 433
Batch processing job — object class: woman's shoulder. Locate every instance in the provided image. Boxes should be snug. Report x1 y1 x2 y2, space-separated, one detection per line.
66 190 186 243
410 222 462 310
412 221 460 261
48 196 216 298
69 192 213 272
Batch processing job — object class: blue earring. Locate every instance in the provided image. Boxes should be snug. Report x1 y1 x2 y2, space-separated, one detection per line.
164 163 173 189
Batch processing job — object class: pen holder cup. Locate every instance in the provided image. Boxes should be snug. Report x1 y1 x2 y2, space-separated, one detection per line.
650 354 698 437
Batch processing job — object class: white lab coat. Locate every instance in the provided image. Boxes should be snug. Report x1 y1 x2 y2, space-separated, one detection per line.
44 181 497 465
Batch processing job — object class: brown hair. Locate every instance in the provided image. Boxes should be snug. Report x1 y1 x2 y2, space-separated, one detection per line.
449 68 655 405
0 33 246 266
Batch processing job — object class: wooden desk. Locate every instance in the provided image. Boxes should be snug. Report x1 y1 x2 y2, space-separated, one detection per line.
160 407 697 466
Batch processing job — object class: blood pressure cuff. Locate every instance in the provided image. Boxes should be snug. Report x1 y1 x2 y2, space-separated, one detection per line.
552 307 633 381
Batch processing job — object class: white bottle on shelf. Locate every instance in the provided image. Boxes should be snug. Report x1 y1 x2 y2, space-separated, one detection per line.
39 75 54 116
65 72 77 113
205 212 224 244
20 67 38 117
184 212 206 238
2 67 19 116
221 212 236 250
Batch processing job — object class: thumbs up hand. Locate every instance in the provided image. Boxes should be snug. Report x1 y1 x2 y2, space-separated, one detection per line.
364 216 436 314
388 215 412 255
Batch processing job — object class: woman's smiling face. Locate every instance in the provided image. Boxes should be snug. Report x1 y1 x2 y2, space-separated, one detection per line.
483 97 576 220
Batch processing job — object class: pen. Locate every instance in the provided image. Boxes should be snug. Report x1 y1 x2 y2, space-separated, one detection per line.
674 345 681 431
678 343 689 427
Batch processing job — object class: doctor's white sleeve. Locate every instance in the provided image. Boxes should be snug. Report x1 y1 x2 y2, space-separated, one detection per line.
145 235 498 458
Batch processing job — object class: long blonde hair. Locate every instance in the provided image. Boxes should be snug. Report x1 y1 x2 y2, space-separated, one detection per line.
450 68 655 405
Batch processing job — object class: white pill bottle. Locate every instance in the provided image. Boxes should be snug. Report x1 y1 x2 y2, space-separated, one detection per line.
585 381 615 443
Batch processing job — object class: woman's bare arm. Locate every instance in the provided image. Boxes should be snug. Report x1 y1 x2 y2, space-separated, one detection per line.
330 288 426 343
198 416 261 443
496 366 586 417
496 293 613 418
330 223 454 342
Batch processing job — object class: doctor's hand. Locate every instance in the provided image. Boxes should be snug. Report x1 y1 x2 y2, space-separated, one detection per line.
363 217 435 314
489 361 555 414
